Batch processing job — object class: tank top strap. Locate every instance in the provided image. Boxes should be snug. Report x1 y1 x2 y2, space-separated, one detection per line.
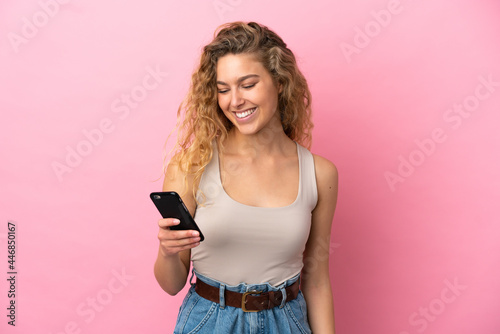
296 143 318 210
196 142 223 206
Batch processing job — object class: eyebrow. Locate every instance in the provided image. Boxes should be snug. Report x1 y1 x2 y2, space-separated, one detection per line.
216 74 260 85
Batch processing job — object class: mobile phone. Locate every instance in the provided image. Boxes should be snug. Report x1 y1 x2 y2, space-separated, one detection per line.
150 191 204 242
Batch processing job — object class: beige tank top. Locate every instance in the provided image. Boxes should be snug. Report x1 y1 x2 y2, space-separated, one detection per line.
191 142 318 286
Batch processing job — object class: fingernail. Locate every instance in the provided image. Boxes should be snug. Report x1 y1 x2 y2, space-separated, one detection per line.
192 231 199 237
173 219 180 224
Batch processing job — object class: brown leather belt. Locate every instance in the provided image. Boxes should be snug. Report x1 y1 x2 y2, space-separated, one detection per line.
194 278 300 312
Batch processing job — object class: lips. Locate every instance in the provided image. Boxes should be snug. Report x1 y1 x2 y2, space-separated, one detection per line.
234 107 256 119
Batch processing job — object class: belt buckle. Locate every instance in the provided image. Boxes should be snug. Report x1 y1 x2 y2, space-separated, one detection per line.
241 290 263 312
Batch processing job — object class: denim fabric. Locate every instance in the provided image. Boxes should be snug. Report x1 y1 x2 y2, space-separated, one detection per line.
173 270 311 334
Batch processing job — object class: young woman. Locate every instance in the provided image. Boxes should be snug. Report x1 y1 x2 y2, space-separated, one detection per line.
154 21 338 333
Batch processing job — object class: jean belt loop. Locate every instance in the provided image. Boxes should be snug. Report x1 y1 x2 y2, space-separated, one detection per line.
219 284 226 309
189 268 196 286
279 285 287 308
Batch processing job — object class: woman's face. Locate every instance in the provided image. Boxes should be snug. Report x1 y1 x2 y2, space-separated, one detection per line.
216 53 281 136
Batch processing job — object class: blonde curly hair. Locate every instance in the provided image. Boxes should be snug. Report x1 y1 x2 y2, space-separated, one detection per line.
165 21 313 200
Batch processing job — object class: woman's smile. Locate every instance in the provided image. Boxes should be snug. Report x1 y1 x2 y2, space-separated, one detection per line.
234 107 257 120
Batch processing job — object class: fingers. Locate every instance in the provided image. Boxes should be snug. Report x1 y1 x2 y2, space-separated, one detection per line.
157 218 201 256
158 218 199 238
158 228 200 243
158 218 181 229
158 233 201 256
163 238 200 253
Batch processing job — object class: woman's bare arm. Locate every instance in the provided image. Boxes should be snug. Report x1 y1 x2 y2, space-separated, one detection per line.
154 160 199 296
301 154 339 333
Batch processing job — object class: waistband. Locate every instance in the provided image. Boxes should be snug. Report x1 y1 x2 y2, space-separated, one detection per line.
190 269 301 310
191 269 300 293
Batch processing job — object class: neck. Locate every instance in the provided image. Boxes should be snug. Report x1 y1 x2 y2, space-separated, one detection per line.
225 121 292 157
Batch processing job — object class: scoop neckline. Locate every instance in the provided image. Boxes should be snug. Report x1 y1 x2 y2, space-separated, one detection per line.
214 141 302 210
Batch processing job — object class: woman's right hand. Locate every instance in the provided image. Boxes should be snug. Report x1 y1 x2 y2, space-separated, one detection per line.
157 218 201 257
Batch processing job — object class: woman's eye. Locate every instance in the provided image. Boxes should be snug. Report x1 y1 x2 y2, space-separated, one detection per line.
243 83 256 89
218 89 229 94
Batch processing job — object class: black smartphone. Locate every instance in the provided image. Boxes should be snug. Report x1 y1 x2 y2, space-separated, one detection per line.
150 191 204 242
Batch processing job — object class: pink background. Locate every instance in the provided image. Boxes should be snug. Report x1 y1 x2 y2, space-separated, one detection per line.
1 0 500 333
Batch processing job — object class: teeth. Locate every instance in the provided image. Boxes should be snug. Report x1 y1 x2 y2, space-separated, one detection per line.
235 108 256 119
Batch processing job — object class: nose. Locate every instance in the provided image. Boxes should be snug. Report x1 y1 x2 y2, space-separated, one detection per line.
230 89 244 109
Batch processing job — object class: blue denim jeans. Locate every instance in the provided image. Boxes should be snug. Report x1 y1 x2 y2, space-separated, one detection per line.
173 270 312 334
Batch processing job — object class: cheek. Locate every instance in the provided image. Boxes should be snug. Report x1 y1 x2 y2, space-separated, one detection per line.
219 103 232 119
254 88 276 107
217 95 228 109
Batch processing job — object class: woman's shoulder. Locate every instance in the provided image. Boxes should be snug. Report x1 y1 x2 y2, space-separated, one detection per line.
162 151 202 213
311 153 338 188
162 151 201 192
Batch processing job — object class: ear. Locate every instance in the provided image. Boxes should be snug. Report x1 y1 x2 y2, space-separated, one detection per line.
278 83 283 94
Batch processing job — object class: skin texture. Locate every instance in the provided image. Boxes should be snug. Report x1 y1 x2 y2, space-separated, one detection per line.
154 53 338 333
